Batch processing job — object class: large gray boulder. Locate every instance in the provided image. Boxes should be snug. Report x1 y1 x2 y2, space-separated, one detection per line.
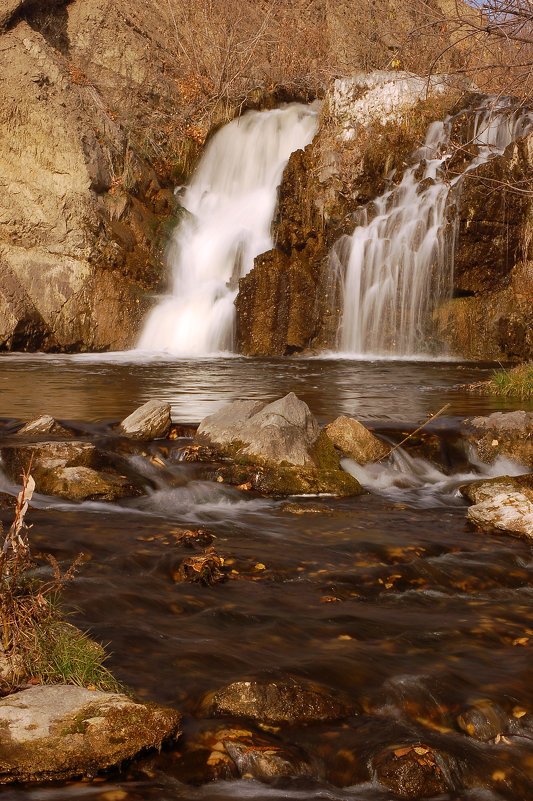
193 393 363 497
0 685 180 783
195 393 320 467
119 400 172 440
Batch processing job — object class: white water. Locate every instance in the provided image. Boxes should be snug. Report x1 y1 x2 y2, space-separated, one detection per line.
138 104 319 356
336 98 533 356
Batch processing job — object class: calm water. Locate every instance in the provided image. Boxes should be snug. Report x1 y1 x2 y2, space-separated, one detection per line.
0 354 532 801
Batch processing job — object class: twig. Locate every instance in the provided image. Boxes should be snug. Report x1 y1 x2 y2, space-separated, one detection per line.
375 403 452 463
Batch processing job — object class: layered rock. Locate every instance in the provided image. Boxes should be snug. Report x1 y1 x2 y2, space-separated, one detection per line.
460 472 533 539
0 685 180 783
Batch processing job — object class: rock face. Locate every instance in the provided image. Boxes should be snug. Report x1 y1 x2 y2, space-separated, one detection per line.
204 677 354 724
0 2 182 352
0 685 180 783
325 416 388 464
193 393 362 496
119 400 172 440
235 73 462 357
1 441 147 501
465 411 533 466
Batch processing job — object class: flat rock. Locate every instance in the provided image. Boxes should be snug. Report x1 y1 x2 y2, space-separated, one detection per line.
466 411 533 466
460 474 533 504
15 415 73 439
0 685 180 783
467 490 533 539
119 401 172 440
203 676 354 725
325 416 388 464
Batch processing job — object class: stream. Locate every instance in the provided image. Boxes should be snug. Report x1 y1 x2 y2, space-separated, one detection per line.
0 355 532 800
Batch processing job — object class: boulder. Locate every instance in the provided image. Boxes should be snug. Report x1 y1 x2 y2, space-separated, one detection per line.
119 400 172 440
460 474 533 504
193 394 363 497
0 685 180 783
372 743 451 799
1 441 147 501
203 677 354 725
325 416 388 464
15 415 73 438
467 490 533 539
465 411 533 466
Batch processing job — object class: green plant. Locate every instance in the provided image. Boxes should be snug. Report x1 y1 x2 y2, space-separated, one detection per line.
488 362 533 398
0 471 121 693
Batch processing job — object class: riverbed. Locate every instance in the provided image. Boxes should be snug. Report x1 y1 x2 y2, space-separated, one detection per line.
0 355 532 801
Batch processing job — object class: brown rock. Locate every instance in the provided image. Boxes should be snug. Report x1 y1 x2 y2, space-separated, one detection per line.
325 416 388 464
119 400 172 440
373 743 451 799
457 700 508 741
203 676 354 725
15 415 73 438
465 411 533 466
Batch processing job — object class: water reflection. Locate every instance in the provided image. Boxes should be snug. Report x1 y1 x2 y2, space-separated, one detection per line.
0 353 529 424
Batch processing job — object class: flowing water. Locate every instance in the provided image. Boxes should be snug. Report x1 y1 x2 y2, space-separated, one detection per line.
0 355 533 801
138 104 319 355
335 99 533 356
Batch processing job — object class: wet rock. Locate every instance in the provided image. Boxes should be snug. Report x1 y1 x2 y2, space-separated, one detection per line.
215 463 362 498
325 416 388 464
373 743 451 799
1 441 147 501
466 490 533 539
460 474 533 504
280 501 333 514
0 492 15 511
465 411 533 466
0 685 180 783
172 548 226 585
119 401 172 440
173 724 316 784
194 394 363 497
15 415 73 439
203 677 354 725
457 700 508 741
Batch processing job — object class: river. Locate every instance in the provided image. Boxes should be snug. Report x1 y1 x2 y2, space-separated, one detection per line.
0 354 532 800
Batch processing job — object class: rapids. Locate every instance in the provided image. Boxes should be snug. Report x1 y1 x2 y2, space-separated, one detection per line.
0 354 532 800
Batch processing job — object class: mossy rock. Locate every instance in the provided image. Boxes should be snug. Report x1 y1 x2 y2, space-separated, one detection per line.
0 685 180 783
215 462 363 497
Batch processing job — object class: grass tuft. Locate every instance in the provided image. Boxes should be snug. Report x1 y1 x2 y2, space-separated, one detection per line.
487 362 533 398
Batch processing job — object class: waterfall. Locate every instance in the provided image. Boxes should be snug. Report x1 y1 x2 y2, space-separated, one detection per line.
335 98 533 357
138 104 319 356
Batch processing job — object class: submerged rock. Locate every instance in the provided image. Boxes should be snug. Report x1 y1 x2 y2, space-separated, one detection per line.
457 700 508 741
373 743 452 799
465 411 533 466
1 441 147 501
203 676 354 725
119 400 172 440
0 685 180 783
325 415 388 464
194 394 362 497
173 724 317 784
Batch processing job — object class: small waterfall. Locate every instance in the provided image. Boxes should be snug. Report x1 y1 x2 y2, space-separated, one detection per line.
335 98 533 357
138 104 319 356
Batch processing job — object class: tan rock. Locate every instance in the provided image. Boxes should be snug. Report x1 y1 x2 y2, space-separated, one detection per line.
325 415 388 464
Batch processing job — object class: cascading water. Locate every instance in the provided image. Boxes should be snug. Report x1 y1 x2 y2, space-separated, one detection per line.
335 98 533 357
138 104 319 356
